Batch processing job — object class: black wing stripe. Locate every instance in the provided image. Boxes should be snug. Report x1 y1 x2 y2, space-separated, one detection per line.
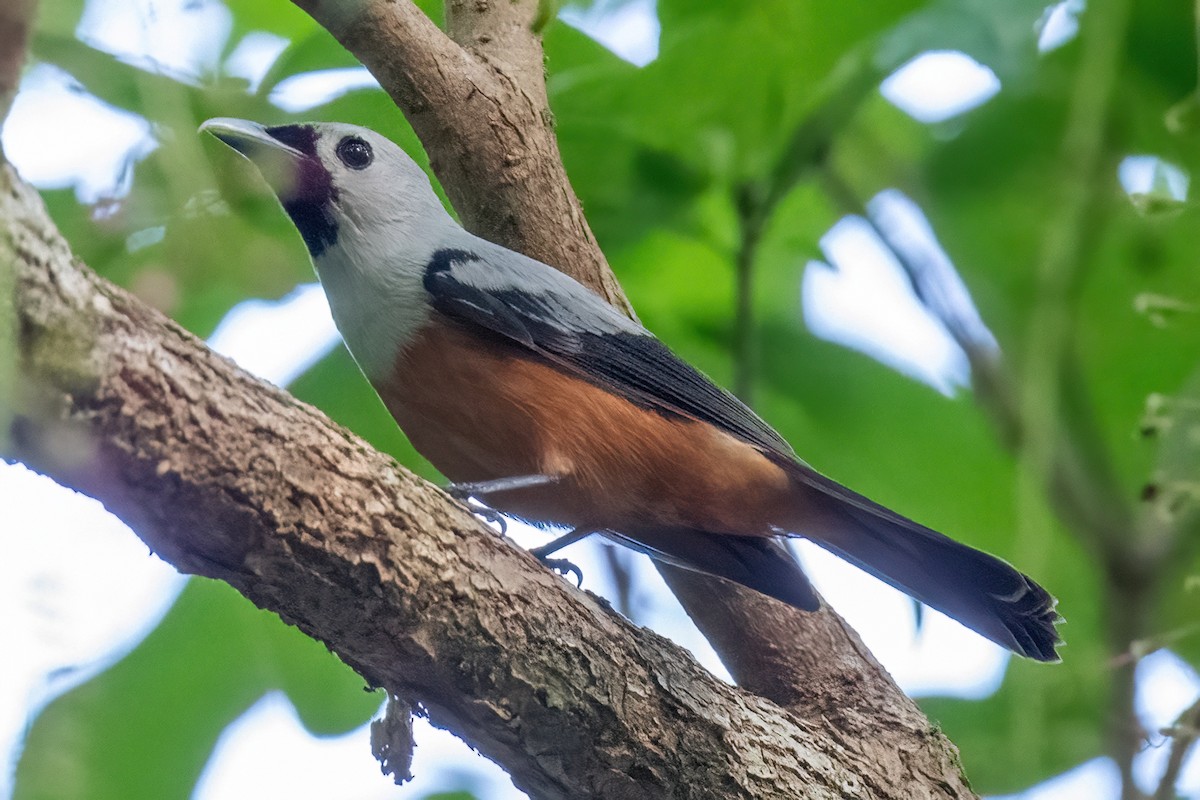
564 330 793 455
423 249 792 457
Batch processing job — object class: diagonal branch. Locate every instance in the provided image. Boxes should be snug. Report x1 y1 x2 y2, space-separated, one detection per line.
4 160 935 800
3 0 978 795
276 2 976 794
1154 694 1200 800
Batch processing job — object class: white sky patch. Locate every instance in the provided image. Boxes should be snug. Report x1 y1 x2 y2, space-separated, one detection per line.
1038 0 1084 53
2 64 156 202
803 216 969 395
193 693 530 800
882 51 1001 124
1132 650 1200 797
560 0 660 66
990 757 1121 800
224 32 290 93
1118 155 1190 202
270 69 381 113
76 0 232 78
0 463 185 798
207 283 342 387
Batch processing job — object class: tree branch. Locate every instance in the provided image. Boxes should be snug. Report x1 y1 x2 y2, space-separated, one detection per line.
2 0 980 795
280 1 977 794
1154 695 1200 800
0 0 33 130
1020 1 1139 795
3 161 951 800
655 566 974 800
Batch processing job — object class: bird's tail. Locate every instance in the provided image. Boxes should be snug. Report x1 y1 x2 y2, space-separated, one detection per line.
605 528 821 612
782 461 1062 662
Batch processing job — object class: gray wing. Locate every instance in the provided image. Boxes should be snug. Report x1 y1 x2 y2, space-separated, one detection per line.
422 247 794 457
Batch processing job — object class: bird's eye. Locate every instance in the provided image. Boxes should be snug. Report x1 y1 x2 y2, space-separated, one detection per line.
336 136 373 170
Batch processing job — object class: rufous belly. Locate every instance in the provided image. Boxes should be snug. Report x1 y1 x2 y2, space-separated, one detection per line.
377 316 793 537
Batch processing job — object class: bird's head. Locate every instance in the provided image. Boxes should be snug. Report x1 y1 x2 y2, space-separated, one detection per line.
201 118 445 259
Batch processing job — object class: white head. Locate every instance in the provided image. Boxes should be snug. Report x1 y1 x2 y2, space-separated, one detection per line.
202 118 457 379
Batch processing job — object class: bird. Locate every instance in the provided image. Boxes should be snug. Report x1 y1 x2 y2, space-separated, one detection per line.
200 117 1062 662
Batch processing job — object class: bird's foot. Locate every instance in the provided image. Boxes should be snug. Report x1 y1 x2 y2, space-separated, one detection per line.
538 556 584 587
529 527 599 588
462 499 507 535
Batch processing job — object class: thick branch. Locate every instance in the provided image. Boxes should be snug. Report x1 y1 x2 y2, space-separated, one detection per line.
276 3 977 794
1 162 952 800
656 567 973 800
1 0 979 794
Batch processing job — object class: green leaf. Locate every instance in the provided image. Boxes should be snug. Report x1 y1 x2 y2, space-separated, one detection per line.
256 30 362 98
222 0 322 45
14 579 379 800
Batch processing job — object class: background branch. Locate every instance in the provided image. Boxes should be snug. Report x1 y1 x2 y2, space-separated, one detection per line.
0 0 34 127
1154 695 1200 800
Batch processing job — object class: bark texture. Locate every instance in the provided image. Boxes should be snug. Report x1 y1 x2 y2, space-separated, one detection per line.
2 0 980 796
4 162 962 799
282 3 977 797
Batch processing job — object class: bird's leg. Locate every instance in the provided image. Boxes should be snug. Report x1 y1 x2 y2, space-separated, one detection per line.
446 474 560 536
530 527 600 587
446 474 558 499
447 475 589 585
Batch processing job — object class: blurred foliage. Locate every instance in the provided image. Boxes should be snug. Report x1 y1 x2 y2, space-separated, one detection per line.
14 0 1200 797
13 579 381 799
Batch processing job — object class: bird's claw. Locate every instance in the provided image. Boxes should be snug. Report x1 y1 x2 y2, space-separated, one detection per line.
465 501 507 535
539 556 584 587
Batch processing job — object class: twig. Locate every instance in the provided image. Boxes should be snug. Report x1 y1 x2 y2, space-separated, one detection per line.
732 183 766 403
1154 695 1200 800
818 168 1132 553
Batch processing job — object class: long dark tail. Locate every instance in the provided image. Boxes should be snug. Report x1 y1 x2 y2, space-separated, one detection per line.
784 462 1062 662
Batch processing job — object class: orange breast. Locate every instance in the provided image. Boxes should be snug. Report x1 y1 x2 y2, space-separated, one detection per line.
377 316 792 537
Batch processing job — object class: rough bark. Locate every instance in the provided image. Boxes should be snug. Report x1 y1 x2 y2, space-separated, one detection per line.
283 3 977 796
4 162 961 799
1 0 980 796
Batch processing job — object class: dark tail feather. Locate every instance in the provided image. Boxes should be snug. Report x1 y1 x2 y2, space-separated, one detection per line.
607 529 820 611
801 495 1062 661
